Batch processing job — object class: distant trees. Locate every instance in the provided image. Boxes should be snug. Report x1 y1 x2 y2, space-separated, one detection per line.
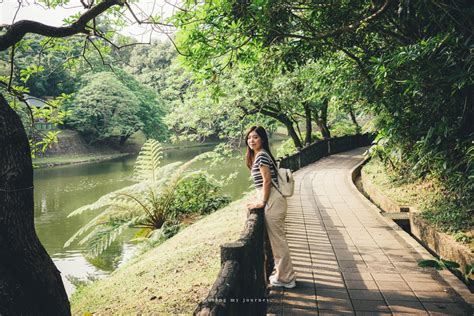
65 72 141 144
165 52 366 148
66 70 168 145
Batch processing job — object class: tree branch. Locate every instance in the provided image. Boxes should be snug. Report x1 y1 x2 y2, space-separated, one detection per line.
87 37 115 73
277 0 393 42
124 2 174 27
0 0 123 51
8 44 15 89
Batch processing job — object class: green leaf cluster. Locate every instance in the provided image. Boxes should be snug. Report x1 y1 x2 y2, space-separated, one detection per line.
65 71 143 144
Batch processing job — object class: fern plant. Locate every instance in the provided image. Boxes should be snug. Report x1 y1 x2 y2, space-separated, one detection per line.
65 139 212 257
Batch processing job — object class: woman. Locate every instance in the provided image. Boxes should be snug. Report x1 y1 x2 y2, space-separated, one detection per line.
245 125 296 288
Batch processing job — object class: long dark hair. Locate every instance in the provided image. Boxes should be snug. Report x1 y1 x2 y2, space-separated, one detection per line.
245 125 277 169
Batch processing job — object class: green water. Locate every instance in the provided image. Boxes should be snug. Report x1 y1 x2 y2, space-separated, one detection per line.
33 142 280 295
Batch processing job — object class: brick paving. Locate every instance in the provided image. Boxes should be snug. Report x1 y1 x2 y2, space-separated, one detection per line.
267 147 472 315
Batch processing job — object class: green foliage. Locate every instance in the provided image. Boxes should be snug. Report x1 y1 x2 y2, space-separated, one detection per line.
420 179 473 235
418 258 472 287
123 41 177 93
172 0 472 238
453 232 473 244
114 69 168 141
133 139 164 181
170 173 231 217
418 258 459 270
463 264 474 286
65 139 229 257
277 132 321 157
135 223 184 255
368 32 472 183
329 121 358 138
4 34 79 97
277 138 298 157
165 54 365 148
65 71 143 144
0 76 71 159
1 34 170 150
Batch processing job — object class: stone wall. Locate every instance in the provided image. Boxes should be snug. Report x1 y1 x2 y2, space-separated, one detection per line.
410 214 473 270
358 163 473 278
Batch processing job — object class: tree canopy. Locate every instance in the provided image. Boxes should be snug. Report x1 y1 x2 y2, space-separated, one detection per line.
0 0 472 314
65 71 142 144
172 0 473 182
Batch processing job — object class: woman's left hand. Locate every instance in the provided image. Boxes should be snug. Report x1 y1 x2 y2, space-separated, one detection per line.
247 202 266 209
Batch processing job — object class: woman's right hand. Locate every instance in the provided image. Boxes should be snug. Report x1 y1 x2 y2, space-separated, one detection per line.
247 202 265 209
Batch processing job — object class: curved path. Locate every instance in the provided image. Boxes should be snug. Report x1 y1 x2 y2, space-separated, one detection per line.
267 147 472 315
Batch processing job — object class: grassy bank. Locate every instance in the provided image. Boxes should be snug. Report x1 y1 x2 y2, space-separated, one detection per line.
70 192 254 314
362 158 473 246
33 153 132 168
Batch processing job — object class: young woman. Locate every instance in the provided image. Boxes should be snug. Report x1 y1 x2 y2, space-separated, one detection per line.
245 125 296 288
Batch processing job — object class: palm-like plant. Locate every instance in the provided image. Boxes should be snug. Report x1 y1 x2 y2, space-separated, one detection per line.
65 139 212 257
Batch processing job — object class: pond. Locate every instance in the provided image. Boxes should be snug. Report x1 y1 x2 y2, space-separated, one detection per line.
34 141 282 295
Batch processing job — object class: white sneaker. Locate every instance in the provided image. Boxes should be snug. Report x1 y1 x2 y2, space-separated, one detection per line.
270 277 296 289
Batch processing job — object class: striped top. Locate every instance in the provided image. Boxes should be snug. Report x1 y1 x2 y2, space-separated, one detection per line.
251 151 279 188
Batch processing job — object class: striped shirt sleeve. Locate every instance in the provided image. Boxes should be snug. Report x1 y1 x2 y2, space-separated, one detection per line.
255 153 272 169
251 152 279 189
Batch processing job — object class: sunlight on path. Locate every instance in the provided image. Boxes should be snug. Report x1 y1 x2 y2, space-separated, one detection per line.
267 147 471 315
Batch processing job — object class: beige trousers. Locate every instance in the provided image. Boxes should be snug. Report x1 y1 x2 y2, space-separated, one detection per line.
257 186 295 283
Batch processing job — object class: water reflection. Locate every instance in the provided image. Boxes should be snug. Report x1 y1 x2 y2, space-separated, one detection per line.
52 243 136 296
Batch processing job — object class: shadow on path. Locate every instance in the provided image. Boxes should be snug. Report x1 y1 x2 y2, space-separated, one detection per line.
267 147 471 316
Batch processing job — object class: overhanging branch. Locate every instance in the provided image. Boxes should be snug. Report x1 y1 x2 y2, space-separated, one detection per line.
0 0 123 51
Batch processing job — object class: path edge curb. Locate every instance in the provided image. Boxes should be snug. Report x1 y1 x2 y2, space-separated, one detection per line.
348 155 474 308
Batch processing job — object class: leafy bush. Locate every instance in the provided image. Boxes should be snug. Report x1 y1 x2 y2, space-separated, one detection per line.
135 223 184 255
368 32 473 189
365 156 473 238
420 175 473 236
65 72 143 145
170 173 231 217
277 138 298 157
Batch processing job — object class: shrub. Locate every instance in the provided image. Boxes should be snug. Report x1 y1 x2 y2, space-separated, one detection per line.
170 173 231 217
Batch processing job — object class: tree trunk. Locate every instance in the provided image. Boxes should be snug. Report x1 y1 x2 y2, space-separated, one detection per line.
286 123 303 149
258 107 303 149
0 93 70 315
314 99 331 139
119 134 129 146
303 102 312 145
348 104 361 133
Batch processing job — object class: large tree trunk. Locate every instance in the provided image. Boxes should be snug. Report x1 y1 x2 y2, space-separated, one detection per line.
0 94 70 315
314 99 331 139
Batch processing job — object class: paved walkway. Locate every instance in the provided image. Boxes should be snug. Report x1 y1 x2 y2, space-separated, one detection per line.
267 147 472 315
